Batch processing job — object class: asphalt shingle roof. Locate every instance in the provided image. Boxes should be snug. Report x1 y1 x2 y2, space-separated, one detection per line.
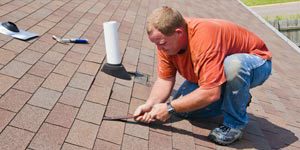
0 0 299 149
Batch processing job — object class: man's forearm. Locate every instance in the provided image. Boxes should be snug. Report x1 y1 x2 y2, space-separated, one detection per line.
146 77 175 106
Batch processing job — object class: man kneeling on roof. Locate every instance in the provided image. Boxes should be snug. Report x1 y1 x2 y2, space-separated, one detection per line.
134 6 272 145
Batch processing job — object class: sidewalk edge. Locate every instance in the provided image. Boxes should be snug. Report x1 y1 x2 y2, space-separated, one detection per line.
237 0 300 54
249 1 300 8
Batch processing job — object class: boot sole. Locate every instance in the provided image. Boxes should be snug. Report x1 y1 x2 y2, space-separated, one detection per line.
208 133 243 146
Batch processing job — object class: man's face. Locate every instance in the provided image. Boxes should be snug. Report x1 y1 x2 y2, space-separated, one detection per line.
148 28 182 55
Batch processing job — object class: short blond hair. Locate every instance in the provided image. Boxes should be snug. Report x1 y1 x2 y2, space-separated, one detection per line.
147 6 186 36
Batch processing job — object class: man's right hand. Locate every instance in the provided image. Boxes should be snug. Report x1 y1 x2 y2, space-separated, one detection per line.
133 104 156 123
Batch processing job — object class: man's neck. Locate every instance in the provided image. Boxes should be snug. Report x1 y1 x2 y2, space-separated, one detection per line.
177 49 186 54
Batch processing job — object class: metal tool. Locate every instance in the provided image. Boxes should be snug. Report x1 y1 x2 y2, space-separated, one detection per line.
52 35 88 44
103 114 135 120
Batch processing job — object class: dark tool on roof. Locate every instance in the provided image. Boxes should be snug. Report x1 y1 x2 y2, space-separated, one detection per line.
103 114 135 121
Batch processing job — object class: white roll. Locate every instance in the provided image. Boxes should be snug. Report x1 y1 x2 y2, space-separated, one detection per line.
103 21 121 65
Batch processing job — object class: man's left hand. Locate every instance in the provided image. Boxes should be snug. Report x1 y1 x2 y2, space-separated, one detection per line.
149 103 170 122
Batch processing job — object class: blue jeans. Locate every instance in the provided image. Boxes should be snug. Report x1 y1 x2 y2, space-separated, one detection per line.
172 54 272 129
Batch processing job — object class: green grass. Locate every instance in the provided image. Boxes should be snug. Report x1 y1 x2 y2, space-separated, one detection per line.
264 14 300 21
241 0 300 6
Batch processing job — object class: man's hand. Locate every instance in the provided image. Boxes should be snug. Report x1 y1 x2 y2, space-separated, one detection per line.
133 77 175 123
134 103 170 123
133 104 155 123
150 103 170 122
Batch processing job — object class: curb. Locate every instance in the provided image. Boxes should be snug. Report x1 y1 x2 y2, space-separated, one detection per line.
238 0 300 54
249 1 300 8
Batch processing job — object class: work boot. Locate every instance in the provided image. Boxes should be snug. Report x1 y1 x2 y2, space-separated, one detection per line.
208 124 243 145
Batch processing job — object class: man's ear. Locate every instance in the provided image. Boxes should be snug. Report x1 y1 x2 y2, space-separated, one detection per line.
175 28 184 36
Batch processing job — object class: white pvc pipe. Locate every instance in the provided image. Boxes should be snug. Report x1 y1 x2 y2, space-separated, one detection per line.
103 21 121 65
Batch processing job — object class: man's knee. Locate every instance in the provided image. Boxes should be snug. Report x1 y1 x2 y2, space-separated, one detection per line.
224 55 243 81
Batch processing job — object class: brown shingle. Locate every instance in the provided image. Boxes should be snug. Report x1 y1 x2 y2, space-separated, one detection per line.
2 39 30 53
53 61 79 77
13 74 44 93
76 101 105 125
0 74 17 95
28 61 55 78
65 119 99 149
0 126 34 150
69 73 94 90
42 73 70 92
111 83 132 103
59 86 87 107
149 131 172 150
29 123 69 150
15 49 43 65
98 120 125 145
10 104 49 132
0 108 15 132
86 85 111 105
122 134 148 150
0 48 16 65
94 139 120 150
0 89 32 112
0 60 32 78
46 103 78 128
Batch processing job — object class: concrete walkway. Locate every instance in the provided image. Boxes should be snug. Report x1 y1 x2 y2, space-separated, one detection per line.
250 1 300 17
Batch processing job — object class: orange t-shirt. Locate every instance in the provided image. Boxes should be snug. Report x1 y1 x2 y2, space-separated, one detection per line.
157 18 272 89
